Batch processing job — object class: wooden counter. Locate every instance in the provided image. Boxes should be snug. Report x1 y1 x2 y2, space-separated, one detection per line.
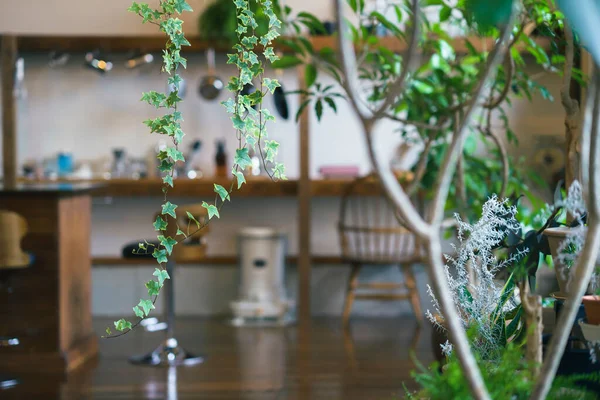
0 183 101 374
18 176 402 197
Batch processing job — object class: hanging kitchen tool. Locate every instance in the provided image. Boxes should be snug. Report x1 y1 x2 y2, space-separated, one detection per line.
84 49 113 73
124 51 154 69
48 50 70 68
198 48 223 100
272 52 289 120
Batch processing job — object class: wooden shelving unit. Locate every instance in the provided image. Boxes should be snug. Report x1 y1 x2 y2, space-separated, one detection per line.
92 255 344 266
16 34 552 54
18 176 403 197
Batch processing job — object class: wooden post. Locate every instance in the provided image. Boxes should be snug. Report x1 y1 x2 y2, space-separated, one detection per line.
297 65 311 325
1 35 17 189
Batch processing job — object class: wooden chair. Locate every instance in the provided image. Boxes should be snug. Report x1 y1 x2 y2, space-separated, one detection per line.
338 175 424 326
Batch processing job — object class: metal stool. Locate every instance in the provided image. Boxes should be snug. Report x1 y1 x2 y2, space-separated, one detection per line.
129 206 208 366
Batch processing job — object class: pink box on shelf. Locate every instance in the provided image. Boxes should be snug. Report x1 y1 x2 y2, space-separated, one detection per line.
318 166 360 178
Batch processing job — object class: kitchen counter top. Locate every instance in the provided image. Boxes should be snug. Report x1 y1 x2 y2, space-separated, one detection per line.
0 182 106 196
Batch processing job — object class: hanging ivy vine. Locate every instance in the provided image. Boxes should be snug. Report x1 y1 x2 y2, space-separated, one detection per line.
104 0 284 338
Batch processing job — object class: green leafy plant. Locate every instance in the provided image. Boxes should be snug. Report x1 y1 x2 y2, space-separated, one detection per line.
407 341 600 399
105 0 284 337
275 0 583 223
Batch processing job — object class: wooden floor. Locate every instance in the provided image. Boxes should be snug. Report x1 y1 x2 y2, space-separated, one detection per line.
2 317 433 399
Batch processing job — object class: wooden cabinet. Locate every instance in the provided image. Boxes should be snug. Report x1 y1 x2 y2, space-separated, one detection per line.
0 184 98 374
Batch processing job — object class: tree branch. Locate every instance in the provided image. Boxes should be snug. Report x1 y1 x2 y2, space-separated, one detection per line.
561 21 581 194
429 10 517 226
406 135 435 197
370 0 420 121
531 66 600 400
483 55 515 109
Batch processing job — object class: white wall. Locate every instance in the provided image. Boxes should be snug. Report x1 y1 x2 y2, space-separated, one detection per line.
2 0 567 318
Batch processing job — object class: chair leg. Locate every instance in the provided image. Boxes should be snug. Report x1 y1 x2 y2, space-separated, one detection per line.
401 264 423 325
342 264 361 326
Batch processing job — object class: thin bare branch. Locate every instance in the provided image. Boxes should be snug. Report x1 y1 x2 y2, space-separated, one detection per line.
429 9 517 226
384 113 450 131
487 129 509 199
334 0 373 120
406 135 435 196
371 0 421 120
364 123 431 237
483 55 515 109
531 66 600 400
561 21 581 192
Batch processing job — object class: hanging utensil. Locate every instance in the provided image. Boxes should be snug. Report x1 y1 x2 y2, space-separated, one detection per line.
198 48 223 100
272 52 289 120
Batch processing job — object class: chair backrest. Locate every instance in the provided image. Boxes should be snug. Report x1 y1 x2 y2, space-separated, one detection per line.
338 175 422 264
0 210 30 269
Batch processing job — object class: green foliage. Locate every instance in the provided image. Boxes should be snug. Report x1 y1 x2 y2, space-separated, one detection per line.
409 341 600 399
278 0 580 222
106 0 193 336
220 0 286 184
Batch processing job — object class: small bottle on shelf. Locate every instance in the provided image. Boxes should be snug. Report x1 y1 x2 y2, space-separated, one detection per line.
215 140 227 178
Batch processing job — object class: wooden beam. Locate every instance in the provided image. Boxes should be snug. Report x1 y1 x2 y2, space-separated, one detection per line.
1 35 17 189
297 64 311 325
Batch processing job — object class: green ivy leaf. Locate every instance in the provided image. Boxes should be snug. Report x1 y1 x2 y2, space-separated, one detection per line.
158 159 174 173
260 108 275 121
133 306 145 318
163 175 174 187
168 75 183 89
201 201 220 219
158 235 178 255
146 280 161 296
114 318 132 332
222 98 236 113
173 0 193 13
233 170 246 189
166 147 185 162
162 201 177 218
273 163 287 180
176 228 187 237
264 140 279 162
137 299 155 316
153 268 170 286
186 211 201 228
152 248 168 264
234 148 253 169
153 215 168 231
105 327 112 336
214 184 231 202
263 47 279 62
263 78 280 94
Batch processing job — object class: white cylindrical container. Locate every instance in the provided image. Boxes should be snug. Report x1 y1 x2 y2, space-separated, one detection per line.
237 227 287 304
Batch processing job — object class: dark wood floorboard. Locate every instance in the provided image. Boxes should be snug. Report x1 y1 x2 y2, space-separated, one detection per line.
1 317 432 399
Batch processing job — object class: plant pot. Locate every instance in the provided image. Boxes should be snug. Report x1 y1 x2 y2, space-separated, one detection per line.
544 227 572 294
583 295 600 325
544 226 600 295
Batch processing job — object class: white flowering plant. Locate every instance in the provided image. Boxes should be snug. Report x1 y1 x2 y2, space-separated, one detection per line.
427 195 528 361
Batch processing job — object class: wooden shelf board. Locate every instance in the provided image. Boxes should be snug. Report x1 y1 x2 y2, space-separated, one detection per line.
16 34 551 55
92 255 345 266
18 177 393 197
